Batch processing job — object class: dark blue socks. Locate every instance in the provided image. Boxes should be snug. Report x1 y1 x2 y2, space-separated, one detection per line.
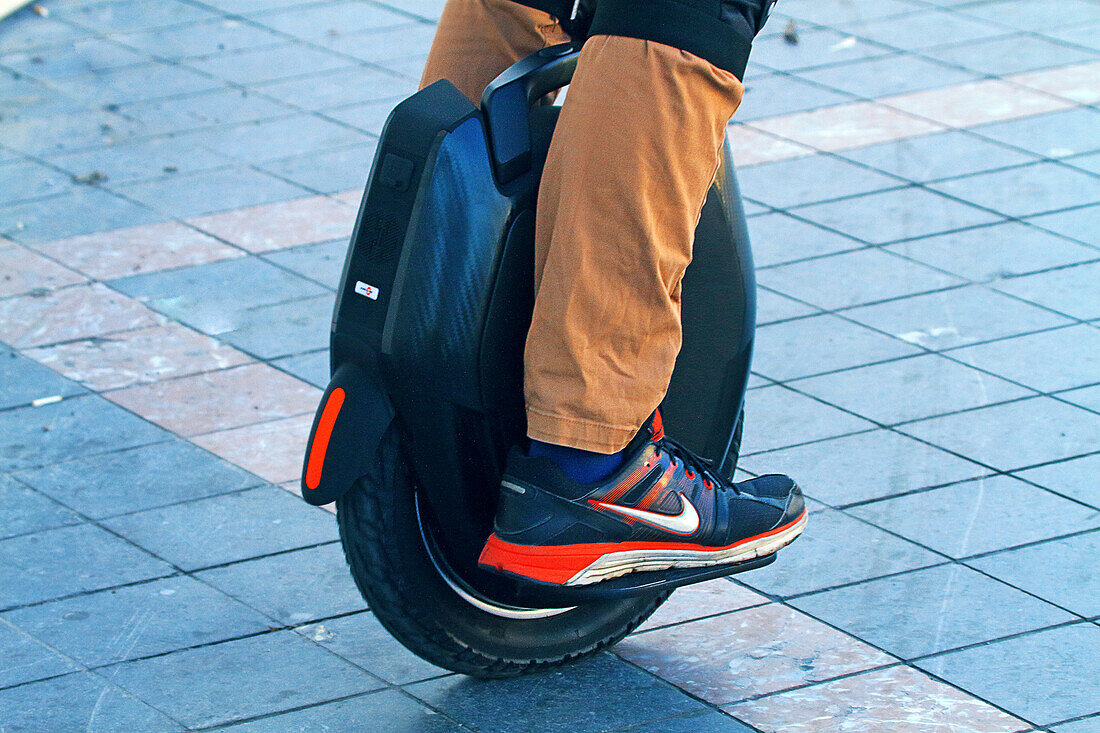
528 440 624 484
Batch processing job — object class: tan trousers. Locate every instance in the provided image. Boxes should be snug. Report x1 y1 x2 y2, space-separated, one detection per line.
421 0 744 453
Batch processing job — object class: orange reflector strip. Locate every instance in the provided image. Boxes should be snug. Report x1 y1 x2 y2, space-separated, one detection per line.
305 387 345 490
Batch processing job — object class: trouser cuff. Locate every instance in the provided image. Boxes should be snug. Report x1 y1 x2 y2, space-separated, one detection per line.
526 407 641 454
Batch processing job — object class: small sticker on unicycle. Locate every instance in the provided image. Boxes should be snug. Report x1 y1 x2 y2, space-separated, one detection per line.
355 281 379 300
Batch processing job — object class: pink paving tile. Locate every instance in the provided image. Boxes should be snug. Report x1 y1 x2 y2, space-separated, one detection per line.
31 221 242 280
0 242 86 297
0 282 159 348
1008 60 1100 106
187 195 354 253
636 579 769 632
333 189 362 208
726 665 1029 732
193 414 314 485
727 124 815 166
614 603 895 705
747 102 945 153
106 362 320 437
26 322 252 391
881 79 1073 129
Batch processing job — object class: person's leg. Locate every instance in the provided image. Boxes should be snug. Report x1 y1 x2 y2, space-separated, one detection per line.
419 0 568 104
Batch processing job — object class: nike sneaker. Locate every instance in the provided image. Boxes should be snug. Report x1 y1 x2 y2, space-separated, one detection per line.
478 412 807 586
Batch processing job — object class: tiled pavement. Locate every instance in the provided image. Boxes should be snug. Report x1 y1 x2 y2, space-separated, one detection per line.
1 0 1098 729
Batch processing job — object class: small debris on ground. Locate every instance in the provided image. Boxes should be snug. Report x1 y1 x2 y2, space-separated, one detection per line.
32 395 63 407
72 170 108 185
783 19 799 45
163 165 178 173
32 4 48 17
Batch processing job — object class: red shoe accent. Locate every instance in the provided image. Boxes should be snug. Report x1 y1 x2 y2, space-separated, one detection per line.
650 409 664 441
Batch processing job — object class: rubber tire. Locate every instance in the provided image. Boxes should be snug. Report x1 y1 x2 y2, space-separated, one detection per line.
335 424 670 678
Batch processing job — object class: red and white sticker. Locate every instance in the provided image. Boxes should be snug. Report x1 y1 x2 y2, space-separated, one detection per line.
354 281 379 300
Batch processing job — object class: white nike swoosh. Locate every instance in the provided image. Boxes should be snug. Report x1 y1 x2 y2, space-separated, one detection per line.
591 492 700 535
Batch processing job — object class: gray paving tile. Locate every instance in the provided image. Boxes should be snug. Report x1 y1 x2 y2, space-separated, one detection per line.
753 313 921 381
318 22 438 64
738 154 903 209
777 0 926 26
851 474 1100 558
113 165 309 218
737 507 942 597
796 353 1034 424
756 249 965 310
950 324 1100 392
1017 453 1100 509
373 51 428 80
971 108 1100 159
62 0 220 32
636 578 767 632
930 162 1100 218
375 0 446 22
263 239 347 288
108 630 382 728
322 98 398 136
4 576 271 667
738 429 988 506
993 261 1100 321
736 74 856 121
0 38 147 80
0 11 94 54
187 43 352 85
48 136 231 185
260 142 379 194
196 543 364 626
791 186 1004 245
0 188 161 245
969 530 1100 618
921 33 1097 75
216 293 333 359
739 385 875 455
251 1 409 38
791 564 1075 659
756 287 821 324
748 27 896 72
746 211 863 268
0 523 172 609
623 710 754 732
916 623 1100 726
104 485 338 571
113 19 285 60
0 620 78 688
1059 384 1100 414
1029 204 1100 247
840 130 1039 183
200 114 374 164
407 652 706 733
0 350 85 410
885 221 1098 282
220 688 464 732
51 62 223 106
959 0 1100 31
199 0 318 14
797 52 979 98
296 612 447 685
15 439 262 519
112 255 327 337
0 395 168 473
256 66 413 109
0 159 78 206
0 671 182 731
118 88 293 136
1066 151 1100 177
273 349 329 388
840 9 1010 51
845 284 1074 350
0 474 80 540
1053 717 1100 733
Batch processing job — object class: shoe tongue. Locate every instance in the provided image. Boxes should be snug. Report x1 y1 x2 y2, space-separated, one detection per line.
623 409 662 458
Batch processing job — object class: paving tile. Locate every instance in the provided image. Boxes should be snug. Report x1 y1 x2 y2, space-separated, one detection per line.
113 18 285 60
1007 60 1100 105
748 27 896 73
188 195 353 253
797 353 1034 424
1059 384 1100 414
117 88 292 136
272 349 329 388
63 0 220 32
922 33 1097 75
755 288 821 324
635 578 768 633
993 262 1100 321
725 124 815 167
322 98 399 136
4 576 272 667
106 362 317 436
196 543 363 626
296 612 447 685
851 474 1100 558
757 249 965 309
747 101 945 154
51 62 222 106
252 1 409 38
0 349 85 410
407 652 706 733
191 413 315 484
200 114 378 165
960 0 1100 31
0 159 77 206
739 429 988 506
1016 453 1100 509
971 107 1100 159
0 12 93 54
739 385 875 455
0 671 182 731
738 154 903 209
0 394 168 473
845 284 1074 350
0 473 81 540
263 238 347 288
616 603 894 705
0 282 159 349
1053 717 1100 733
108 629 382 728
112 256 327 336
0 620 78 688
842 9 1010 51
792 186 1003 245
256 65 413 109
259 141 380 194
218 293 333 359
916 623 1100 726
0 523 172 609
799 53 980 99
727 664 1029 732
968 530 1100 618
30 220 242 280
219 688 462 732
747 211 863 269
319 22 439 64
886 221 1098 282
113 165 310 219
777 0 925 26
792 564 1075 659
622 709 754 732
739 508 942 597
103 485 338 571
1064 151 1100 176
753 313 921 381
736 74 856 122
48 135 231 185
0 187 161 245
15 438 262 519
950 325 1100 393
840 130 1040 184
884 79 1073 134
930 162 1100 219
186 42 353 85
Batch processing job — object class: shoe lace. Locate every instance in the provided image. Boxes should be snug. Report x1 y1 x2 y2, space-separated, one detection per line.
656 436 740 494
